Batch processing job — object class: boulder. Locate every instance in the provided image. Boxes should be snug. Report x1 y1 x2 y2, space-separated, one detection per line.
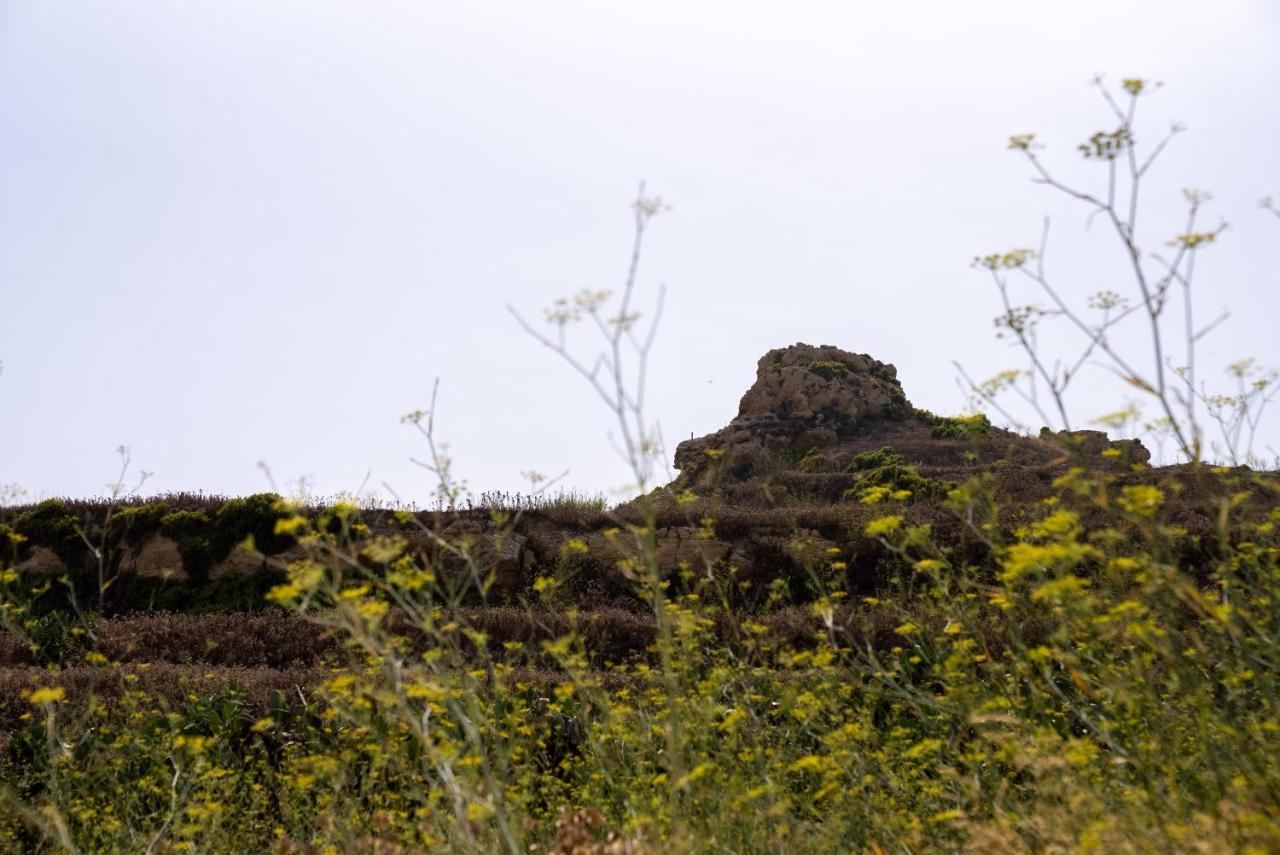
436 521 530 592
122 535 186 580
1041 429 1152 466
210 543 295 579
14 545 67 576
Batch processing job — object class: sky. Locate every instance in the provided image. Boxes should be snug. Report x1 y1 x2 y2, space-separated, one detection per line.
2 1 1279 504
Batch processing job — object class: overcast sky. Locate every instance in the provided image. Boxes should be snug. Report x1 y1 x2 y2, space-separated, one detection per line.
2 1 1278 503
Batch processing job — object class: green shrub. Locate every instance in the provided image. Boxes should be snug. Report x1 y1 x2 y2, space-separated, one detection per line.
845 446 952 500
211 493 293 560
115 567 288 613
847 446 904 473
806 360 848 380
797 448 828 472
104 503 167 549
11 499 86 570
916 408 993 439
26 610 90 665
160 510 215 583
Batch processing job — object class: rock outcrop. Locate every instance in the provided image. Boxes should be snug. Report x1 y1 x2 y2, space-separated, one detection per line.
671 342 1152 501
674 344 909 488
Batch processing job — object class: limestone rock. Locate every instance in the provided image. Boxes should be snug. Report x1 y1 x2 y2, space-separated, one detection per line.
121 536 187 580
1041 429 1152 466
437 521 530 591
14 545 67 576
674 343 908 487
210 543 281 579
735 344 904 422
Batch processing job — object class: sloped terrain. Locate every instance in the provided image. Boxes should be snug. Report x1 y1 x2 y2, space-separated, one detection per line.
2 344 1275 721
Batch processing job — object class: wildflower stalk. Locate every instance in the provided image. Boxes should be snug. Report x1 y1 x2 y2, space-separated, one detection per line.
964 77 1273 464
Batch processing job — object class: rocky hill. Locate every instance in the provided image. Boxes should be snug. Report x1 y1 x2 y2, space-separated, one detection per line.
3 344 1266 620
670 342 1149 504
2 343 1277 737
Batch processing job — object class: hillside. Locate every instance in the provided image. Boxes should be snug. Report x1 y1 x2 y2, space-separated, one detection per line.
3 344 1279 852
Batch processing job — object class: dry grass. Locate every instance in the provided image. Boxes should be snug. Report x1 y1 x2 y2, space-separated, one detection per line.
0 663 327 731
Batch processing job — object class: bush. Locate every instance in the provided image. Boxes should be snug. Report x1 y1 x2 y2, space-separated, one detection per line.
916 408 993 440
104 502 167 550
10 499 85 570
160 510 216 583
845 445 952 500
806 360 848 380
211 493 294 560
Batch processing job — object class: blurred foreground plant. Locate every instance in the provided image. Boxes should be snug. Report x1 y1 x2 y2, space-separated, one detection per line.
962 76 1278 465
